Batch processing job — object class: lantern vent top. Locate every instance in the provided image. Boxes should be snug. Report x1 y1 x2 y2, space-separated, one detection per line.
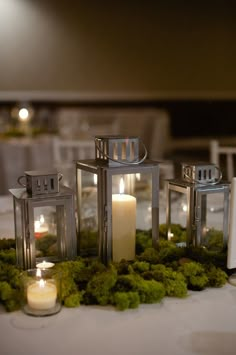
182 163 222 185
17 170 63 196
94 136 147 167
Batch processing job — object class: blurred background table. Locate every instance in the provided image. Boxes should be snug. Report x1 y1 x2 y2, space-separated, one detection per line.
0 136 54 195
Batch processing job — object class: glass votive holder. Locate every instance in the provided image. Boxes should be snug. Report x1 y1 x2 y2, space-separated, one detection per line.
22 268 61 317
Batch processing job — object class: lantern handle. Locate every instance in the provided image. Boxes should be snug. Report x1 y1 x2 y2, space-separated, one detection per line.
183 165 223 185
94 137 148 165
17 175 26 187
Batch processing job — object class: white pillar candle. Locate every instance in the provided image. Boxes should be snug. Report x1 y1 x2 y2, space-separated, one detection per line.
227 177 236 269
112 178 136 262
27 279 57 310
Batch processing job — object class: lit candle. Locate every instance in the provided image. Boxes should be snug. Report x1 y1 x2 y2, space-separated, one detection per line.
34 220 48 239
112 177 136 262
36 260 55 269
27 279 57 310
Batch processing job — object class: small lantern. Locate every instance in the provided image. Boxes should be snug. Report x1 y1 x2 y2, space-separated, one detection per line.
166 163 230 249
76 136 159 264
9 170 77 270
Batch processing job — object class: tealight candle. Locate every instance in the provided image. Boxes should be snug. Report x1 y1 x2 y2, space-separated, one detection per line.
27 279 57 310
36 261 55 269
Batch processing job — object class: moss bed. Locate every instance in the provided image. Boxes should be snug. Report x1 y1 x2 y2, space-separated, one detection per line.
0 224 230 312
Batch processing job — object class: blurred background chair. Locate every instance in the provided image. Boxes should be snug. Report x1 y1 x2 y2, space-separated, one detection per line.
210 139 236 181
52 137 95 188
56 108 121 139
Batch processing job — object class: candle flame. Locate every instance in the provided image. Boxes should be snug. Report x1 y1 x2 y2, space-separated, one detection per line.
39 214 45 224
119 177 125 194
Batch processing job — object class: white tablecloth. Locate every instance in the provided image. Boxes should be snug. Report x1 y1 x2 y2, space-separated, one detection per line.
0 284 236 355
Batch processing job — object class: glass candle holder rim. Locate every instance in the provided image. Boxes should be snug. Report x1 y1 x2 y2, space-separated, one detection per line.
22 267 60 279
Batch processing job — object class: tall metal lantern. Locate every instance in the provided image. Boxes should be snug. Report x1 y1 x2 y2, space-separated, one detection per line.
166 163 230 249
9 170 77 270
76 136 159 264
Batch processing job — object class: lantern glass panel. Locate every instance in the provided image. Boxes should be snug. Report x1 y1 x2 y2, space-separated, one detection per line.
169 190 188 231
198 192 224 251
33 206 58 259
15 199 24 265
78 170 98 256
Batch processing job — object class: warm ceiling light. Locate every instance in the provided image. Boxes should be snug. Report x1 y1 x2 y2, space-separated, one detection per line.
18 107 29 121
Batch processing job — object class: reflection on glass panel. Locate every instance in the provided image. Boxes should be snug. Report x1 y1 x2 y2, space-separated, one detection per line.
201 192 224 251
15 200 23 264
79 170 98 255
170 191 187 227
34 206 58 258
168 191 187 244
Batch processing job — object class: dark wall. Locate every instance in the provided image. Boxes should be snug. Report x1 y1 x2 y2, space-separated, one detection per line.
165 101 236 137
0 0 236 94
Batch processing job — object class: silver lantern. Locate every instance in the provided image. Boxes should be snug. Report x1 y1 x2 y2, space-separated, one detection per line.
76 136 159 264
9 170 77 270
166 163 230 249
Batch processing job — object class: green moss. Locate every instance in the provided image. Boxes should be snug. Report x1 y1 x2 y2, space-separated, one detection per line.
205 265 228 287
136 230 152 254
85 265 117 306
79 230 98 255
138 248 159 264
0 239 16 250
202 228 224 251
112 291 140 311
160 223 186 244
0 226 230 312
179 261 209 291
35 234 58 257
0 281 13 301
0 249 16 265
151 264 188 298
132 261 150 273
64 292 81 308
114 273 165 304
